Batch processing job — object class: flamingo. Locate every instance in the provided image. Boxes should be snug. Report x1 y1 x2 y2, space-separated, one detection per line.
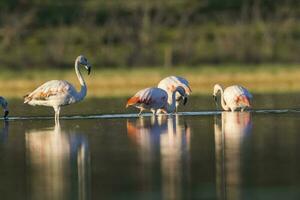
158 76 192 111
213 84 252 111
24 55 91 122
126 86 186 116
0 97 9 119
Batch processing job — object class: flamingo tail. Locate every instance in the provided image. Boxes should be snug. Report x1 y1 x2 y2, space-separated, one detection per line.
126 96 140 108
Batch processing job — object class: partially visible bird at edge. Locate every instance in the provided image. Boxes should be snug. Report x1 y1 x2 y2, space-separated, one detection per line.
0 97 9 119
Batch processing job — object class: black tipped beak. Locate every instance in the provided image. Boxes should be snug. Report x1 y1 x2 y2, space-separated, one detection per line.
4 110 9 118
213 95 217 102
85 63 91 75
183 96 188 105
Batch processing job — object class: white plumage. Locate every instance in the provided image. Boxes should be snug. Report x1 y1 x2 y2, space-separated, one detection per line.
213 84 252 111
24 55 91 122
158 76 192 110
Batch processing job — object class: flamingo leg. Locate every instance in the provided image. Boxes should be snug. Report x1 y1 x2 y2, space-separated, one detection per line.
156 109 163 114
151 109 156 115
138 108 144 117
160 109 168 114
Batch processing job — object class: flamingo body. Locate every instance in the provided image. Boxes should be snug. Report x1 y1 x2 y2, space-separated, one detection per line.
213 84 252 111
127 85 185 116
24 80 77 107
24 55 91 122
126 87 168 115
24 80 79 107
158 76 191 109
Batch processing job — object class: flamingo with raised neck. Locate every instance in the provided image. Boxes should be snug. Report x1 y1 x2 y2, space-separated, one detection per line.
24 55 91 122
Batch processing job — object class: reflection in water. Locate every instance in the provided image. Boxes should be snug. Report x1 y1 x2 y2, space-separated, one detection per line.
127 115 191 200
214 112 252 200
0 121 9 143
25 122 90 200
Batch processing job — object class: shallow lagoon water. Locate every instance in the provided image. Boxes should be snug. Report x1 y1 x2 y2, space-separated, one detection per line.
1 95 300 199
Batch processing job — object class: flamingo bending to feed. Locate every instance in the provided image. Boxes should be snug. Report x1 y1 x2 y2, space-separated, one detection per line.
213 84 252 111
0 97 9 119
24 55 91 122
158 76 192 111
126 86 186 116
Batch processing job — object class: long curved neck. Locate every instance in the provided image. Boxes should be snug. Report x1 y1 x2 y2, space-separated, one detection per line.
166 90 177 113
216 86 229 111
75 61 87 100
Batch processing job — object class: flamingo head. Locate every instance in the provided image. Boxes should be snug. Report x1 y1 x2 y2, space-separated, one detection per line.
77 55 92 75
173 86 188 105
0 97 9 119
212 84 223 104
213 84 223 96
212 94 217 102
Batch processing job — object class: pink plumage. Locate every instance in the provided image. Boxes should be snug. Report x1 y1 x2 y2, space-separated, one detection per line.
126 87 168 115
213 84 252 111
158 76 191 109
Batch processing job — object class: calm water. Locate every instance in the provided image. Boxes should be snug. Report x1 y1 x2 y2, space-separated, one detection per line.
1 95 300 199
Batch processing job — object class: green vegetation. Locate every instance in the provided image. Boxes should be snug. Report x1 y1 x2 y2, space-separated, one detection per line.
1 64 300 98
0 0 299 69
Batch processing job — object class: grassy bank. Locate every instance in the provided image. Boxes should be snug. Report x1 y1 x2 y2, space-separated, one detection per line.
1 64 300 98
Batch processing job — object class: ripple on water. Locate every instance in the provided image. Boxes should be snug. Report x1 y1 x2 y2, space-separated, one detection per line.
4 109 300 121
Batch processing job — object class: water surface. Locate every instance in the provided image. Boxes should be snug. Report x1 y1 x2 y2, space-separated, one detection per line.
1 95 300 199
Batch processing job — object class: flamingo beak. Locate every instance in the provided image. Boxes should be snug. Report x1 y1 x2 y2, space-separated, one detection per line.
213 95 217 102
183 96 188 105
85 64 91 75
87 66 91 75
213 95 219 109
4 110 9 119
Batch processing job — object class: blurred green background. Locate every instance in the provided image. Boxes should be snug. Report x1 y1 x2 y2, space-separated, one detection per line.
1 0 299 69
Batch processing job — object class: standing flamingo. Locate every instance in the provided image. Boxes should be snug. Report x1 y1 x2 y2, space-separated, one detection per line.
126 86 186 116
24 55 91 122
0 97 9 119
213 84 252 111
158 76 192 111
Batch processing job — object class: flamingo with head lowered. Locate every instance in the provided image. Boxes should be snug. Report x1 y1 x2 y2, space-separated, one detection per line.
213 84 252 112
24 55 91 122
0 97 9 119
158 76 192 111
126 86 186 116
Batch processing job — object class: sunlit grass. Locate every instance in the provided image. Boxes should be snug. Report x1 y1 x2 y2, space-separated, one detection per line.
1 64 300 98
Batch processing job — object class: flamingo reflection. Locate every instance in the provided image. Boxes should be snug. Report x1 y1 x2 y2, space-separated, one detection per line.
25 122 90 200
214 112 252 200
0 121 9 144
127 115 191 200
